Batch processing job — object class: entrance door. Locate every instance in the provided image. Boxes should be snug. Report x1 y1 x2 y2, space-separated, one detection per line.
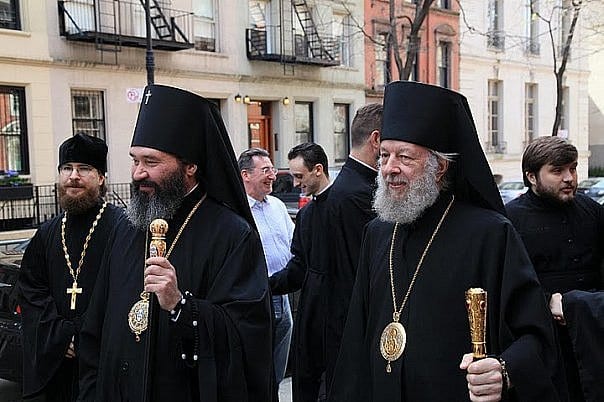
247 101 272 158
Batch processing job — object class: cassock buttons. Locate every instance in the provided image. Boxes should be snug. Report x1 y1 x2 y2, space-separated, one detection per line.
181 353 186 360
193 355 198 361
193 320 198 327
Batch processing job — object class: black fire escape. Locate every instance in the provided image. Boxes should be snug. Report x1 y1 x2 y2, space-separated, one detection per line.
58 0 194 54
246 0 339 67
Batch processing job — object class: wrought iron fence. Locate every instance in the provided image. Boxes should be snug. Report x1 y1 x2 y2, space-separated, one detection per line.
0 183 132 231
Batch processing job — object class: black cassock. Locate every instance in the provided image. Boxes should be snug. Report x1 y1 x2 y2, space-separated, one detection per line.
329 195 560 402
78 190 274 402
18 201 125 401
324 157 376 388
506 190 604 401
563 290 604 402
270 187 332 402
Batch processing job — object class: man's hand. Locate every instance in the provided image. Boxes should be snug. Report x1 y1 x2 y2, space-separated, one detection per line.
144 256 182 311
549 292 566 325
460 353 503 402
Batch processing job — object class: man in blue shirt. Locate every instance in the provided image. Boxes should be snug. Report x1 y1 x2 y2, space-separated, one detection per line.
239 148 295 387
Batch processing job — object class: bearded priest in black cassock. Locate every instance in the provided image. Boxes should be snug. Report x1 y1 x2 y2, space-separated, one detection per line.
77 85 275 402
328 82 561 402
18 134 126 401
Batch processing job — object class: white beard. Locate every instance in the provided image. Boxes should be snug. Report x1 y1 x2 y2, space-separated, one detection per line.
373 156 441 224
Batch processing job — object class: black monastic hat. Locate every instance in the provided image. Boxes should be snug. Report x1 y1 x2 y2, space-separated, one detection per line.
131 84 254 227
58 133 108 174
381 81 505 215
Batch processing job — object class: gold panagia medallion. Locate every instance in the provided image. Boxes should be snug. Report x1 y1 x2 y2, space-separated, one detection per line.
128 292 149 342
380 321 406 373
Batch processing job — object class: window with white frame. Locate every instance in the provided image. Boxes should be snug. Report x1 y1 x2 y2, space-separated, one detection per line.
333 104 349 162
333 13 352 67
374 32 389 89
0 0 20 30
525 83 537 144
558 0 571 57
71 90 106 140
193 0 217 52
0 86 28 173
559 86 569 136
487 0 504 50
436 41 451 88
488 80 504 153
526 0 540 54
439 0 451 9
295 102 313 144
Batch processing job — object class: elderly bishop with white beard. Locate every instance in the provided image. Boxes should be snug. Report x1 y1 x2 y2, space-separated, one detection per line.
328 82 562 402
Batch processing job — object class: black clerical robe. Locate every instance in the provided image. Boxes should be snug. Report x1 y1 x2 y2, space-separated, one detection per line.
563 290 604 402
18 201 125 401
270 187 332 402
78 190 273 402
324 157 376 388
506 190 604 401
329 195 560 402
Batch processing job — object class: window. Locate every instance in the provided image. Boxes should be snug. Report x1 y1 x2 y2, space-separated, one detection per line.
0 86 28 173
0 0 20 30
487 80 504 153
439 0 451 9
374 32 389 89
436 42 451 88
525 83 537 144
487 0 504 50
559 86 569 137
333 104 349 162
193 0 217 52
525 0 540 54
294 102 313 144
71 90 106 140
558 0 571 57
333 13 352 67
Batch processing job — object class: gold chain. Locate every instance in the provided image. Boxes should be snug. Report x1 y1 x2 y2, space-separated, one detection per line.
61 201 108 284
388 195 454 322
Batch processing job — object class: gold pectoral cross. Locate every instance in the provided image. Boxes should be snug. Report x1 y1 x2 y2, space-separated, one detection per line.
66 281 82 310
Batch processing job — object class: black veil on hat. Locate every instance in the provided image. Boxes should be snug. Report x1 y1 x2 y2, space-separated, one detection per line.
58 133 108 174
381 81 505 215
131 84 254 227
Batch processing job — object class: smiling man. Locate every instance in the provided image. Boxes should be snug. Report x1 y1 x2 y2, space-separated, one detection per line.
506 136 604 401
77 85 274 402
18 134 126 402
238 148 294 388
269 142 333 402
329 82 560 402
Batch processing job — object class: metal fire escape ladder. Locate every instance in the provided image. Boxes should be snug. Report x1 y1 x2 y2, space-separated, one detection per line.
139 0 174 40
96 0 120 64
292 0 335 61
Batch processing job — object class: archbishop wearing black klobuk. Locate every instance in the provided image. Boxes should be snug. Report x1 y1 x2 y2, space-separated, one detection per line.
77 85 274 402
328 82 560 401
18 134 125 401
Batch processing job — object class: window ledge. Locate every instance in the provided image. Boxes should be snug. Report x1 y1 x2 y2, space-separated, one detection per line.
0 28 31 38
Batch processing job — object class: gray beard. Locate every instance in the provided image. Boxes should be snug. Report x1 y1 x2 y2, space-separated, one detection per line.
373 157 441 224
126 169 187 231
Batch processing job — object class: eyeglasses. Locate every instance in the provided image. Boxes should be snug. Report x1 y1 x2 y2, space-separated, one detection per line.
250 167 278 175
59 164 95 177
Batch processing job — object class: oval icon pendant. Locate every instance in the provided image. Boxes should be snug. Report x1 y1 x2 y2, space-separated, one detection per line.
128 296 149 342
380 322 406 372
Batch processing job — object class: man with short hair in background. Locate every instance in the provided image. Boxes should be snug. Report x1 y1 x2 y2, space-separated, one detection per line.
324 103 381 391
506 136 604 401
270 142 332 402
238 147 294 389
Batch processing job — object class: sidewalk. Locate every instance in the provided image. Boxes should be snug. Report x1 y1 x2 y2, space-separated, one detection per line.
279 376 292 402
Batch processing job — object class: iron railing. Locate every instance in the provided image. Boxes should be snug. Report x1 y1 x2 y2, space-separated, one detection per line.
0 183 132 231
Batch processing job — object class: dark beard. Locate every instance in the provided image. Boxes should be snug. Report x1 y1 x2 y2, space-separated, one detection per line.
58 183 100 214
126 167 188 231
